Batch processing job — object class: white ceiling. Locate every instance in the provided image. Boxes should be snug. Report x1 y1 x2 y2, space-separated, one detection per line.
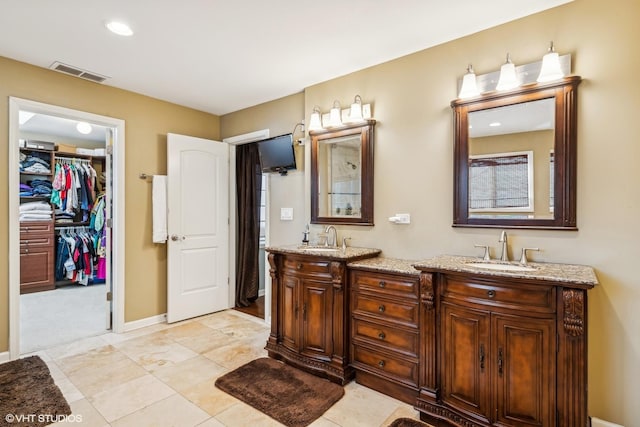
0 0 571 116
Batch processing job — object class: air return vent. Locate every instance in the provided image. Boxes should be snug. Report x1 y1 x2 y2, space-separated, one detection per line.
50 61 109 83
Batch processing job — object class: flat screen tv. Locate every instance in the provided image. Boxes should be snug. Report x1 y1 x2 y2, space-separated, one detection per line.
257 133 296 175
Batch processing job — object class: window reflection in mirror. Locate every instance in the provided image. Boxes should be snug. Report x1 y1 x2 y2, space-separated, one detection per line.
468 98 554 219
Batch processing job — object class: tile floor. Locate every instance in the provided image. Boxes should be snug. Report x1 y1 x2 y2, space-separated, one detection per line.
25 309 423 427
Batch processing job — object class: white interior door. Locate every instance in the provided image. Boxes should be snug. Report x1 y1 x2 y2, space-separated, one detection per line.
167 133 229 323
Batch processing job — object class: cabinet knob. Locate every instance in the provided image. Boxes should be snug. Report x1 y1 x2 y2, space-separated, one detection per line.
487 289 496 298
25 249 29 253
378 360 385 368
378 331 386 340
379 280 386 288
297 263 303 270
378 305 385 313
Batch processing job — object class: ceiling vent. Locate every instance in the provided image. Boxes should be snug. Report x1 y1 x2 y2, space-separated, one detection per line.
50 61 109 83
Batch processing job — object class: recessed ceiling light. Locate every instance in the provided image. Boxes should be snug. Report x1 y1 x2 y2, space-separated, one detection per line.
106 21 133 36
76 122 93 135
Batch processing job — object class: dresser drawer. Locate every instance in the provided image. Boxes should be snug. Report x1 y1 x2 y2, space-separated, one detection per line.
20 221 53 236
20 235 53 250
443 277 555 312
353 318 418 357
352 293 419 326
283 257 331 276
352 344 418 386
352 270 418 298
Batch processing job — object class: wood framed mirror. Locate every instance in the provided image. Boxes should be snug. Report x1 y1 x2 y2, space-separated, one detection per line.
452 76 581 229
310 120 375 225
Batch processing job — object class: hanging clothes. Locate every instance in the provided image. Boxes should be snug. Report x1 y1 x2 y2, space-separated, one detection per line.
50 158 97 224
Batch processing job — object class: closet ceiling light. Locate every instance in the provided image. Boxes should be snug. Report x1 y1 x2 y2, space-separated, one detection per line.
76 122 93 135
105 21 133 36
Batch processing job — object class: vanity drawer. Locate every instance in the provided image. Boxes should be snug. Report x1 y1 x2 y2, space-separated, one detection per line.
352 293 419 326
352 270 419 298
353 318 418 357
443 277 555 312
352 344 418 386
283 257 331 276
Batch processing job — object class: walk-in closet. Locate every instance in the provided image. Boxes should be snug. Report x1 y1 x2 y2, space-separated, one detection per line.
18 112 110 353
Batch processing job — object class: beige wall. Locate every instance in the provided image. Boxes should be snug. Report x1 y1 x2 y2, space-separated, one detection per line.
222 0 640 423
0 57 220 349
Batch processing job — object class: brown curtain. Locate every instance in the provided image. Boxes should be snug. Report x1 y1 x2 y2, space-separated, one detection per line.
235 143 262 307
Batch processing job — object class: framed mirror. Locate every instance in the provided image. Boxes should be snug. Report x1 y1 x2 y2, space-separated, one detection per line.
310 120 375 225
452 76 581 229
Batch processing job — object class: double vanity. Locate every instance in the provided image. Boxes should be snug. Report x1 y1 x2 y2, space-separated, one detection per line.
265 244 597 427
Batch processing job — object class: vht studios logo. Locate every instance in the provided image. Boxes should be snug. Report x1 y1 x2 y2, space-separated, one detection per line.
5 413 83 423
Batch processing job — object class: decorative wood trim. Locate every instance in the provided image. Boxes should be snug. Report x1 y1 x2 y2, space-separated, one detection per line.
563 288 585 336
330 262 345 290
420 273 434 310
415 400 483 427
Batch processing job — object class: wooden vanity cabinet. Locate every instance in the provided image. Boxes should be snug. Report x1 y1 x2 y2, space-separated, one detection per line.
416 270 592 427
265 250 380 385
349 268 421 404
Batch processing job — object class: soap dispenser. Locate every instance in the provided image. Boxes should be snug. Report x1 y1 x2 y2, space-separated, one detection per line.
302 224 310 245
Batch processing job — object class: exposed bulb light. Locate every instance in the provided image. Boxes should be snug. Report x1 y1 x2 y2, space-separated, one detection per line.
327 100 343 127
76 121 93 135
458 64 480 99
106 21 133 36
496 53 519 91
348 95 363 122
308 106 324 131
537 41 564 83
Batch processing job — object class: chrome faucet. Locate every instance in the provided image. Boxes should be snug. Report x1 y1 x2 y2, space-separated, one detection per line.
324 225 338 247
499 230 509 261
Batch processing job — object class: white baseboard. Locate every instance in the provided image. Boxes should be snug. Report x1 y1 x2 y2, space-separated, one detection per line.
123 313 167 332
0 351 10 363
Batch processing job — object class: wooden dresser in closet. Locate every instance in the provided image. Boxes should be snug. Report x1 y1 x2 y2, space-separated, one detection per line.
20 220 55 294
349 258 422 405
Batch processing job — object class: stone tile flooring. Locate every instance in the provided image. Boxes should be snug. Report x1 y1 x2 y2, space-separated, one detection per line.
24 309 423 426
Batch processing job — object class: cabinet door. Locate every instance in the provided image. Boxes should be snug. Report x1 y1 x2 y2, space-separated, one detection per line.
441 302 491 423
493 313 555 427
300 279 333 359
281 275 300 352
20 245 54 289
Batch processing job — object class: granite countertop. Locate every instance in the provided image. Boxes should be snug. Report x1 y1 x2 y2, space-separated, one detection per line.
413 255 598 287
265 244 381 260
348 257 421 276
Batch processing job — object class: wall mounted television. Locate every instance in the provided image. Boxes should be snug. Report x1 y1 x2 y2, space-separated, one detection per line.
257 133 296 175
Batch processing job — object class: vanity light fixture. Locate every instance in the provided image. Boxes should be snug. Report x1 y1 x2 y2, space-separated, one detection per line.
458 64 480 99
326 100 343 127
105 20 133 36
537 41 565 82
308 106 324 131
496 53 519 91
348 95 364 122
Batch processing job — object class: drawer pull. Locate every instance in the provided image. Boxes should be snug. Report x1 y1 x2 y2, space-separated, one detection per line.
378 305 386 313
487 289 496 298
378 331 386 340
379 280 386 288
297 263 303 270
378 360 385 368
25 249 29 253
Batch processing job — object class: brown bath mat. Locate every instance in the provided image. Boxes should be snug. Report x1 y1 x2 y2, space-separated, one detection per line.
387 417 433 427
0 356 71 427
215 357 344 427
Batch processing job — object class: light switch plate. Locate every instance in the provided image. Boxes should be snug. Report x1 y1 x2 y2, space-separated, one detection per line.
280 207 294 221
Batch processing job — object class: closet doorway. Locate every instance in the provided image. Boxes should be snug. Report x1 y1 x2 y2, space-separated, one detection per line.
8 98 126 359
224 129 270 323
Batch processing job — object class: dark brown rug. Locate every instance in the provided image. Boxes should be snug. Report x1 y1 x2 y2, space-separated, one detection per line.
387 418 433 427
215 357 344 427
0 356 71 427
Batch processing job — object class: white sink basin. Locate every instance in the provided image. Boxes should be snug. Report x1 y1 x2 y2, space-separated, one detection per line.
466 262 537 272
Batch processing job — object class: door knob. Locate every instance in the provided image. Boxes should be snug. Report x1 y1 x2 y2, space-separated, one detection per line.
171 235 181 241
